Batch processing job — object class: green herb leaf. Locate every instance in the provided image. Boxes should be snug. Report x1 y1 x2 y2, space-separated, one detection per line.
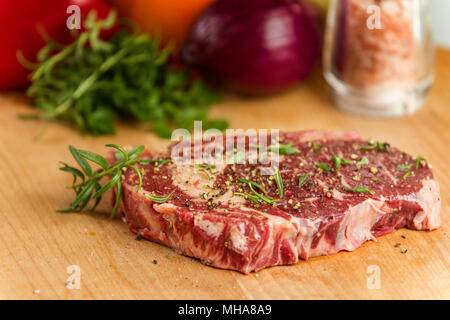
127 164 143 192
69 179 97 210
93 169 121 199
77 149 109 169
106 144 128 161
237 178 268 194
356 156 369 167
360 142 389 151
59 161 85 185
111 181 122 219
248 184 280 204
114 151 124 160
139 158 171 167
69 145 92 176
332 155 352 171
233 192 261 205
398 164 411 171
252 142 299 155
274 168 284 197
298 174 307 187
198 169 211 180
415 155 426 169
344 186 375 195
315 163 331 172
271 142 299 155
310 142 321 151
145 190 175 203
403 171 411 180
90 183 102 212
235 180 280 205
128 146 145 160
196 164 217 169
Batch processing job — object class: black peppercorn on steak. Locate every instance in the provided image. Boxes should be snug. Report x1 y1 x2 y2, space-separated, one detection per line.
108 131 441 274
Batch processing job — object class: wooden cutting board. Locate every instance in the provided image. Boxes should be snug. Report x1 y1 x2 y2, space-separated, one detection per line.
0 49 449 300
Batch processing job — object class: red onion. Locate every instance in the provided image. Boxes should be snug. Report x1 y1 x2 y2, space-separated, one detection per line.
181 0 322 95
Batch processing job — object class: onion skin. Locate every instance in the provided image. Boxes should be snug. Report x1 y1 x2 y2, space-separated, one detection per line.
181 0 322 95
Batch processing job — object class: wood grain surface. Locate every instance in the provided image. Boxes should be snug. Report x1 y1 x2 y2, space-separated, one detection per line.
0 49 449 300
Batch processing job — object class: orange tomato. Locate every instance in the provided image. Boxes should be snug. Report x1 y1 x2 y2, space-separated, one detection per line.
113 0 214 48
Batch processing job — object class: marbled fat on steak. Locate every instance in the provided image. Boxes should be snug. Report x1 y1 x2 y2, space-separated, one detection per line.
109 131 441 274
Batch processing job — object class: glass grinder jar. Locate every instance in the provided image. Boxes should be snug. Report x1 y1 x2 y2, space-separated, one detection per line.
323 0 434 117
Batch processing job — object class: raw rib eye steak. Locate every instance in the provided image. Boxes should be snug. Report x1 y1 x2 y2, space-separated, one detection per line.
109 131 441 274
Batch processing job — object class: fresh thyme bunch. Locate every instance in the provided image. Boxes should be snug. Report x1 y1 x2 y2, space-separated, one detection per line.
26 11 227 138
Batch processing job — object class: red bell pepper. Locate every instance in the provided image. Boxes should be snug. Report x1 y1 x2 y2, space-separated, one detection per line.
0 0 113 91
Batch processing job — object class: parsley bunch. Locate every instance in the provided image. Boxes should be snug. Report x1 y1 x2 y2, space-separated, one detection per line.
26 11 227 138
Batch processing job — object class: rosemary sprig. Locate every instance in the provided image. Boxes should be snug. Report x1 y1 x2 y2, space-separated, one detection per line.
59 144 150 218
